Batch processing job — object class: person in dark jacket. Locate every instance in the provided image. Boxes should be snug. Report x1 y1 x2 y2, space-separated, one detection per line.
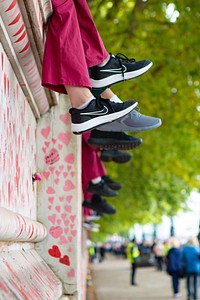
182 236 200 300
166 238 182 298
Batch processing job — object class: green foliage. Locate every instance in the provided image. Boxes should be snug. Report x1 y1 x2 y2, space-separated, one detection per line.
88 0 200 239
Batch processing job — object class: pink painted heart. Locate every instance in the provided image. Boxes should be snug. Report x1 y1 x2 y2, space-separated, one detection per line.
45 148 60 165
59 196 64 202
41 126 50 139
63 172 68 178
63 180 75 192
49 166 55 173
61 214 67 220
59 113 71 125
49 226 63 238
68 236 72 243
52 138 57 144
59 165 64 171
54 178 59 185
67 247 72 253
70 224 75 229
44 141 50 148
43 171 50 180
59 255 70 266
58 132 71 146
71 230 77 237
66 196 72 203
70 171 75 177
59 236 68 245
46 186 55 194
42 147 46 153
67 165 72 171
57 219 61 225
48 197 54 204
64 220 69 226
55 171 61 177
67 268 75 278
64 228 69 234
70 215 76 223
48 205 52 210
65 205 72 213
58 144 63 150
55 205 61 213
64 153 74 164
48 214 56 224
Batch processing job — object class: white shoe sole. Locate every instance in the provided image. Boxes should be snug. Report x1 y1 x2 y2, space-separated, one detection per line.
91 62 153 88
97 118 162 132
71 102 138 134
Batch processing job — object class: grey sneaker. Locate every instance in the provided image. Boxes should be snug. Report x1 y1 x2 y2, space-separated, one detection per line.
97 109 162 132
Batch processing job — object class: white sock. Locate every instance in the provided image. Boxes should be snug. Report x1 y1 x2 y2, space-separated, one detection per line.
91 177 101 184
98 55 110 67
110 95 123 103
76 96 94 110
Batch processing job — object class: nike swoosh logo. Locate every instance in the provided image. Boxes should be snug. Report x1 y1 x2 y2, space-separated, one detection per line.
100 64 127 73
80 106 109 116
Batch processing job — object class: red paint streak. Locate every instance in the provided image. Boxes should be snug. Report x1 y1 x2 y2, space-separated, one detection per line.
0 280 9 292
14 30 26 43
5 262 21 282
5 0 17 12
13 24 25 37
7 182 11 204
8 13 20 26
4 73 6 96
19 41 29 54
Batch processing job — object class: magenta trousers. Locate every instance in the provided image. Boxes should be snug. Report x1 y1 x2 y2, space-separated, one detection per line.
42 0 108 94
82 131 106 200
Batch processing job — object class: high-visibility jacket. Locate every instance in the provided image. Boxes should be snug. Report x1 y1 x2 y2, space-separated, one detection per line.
127 242 140 263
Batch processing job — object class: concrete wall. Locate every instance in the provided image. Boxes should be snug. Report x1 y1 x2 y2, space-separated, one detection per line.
0 1 88 299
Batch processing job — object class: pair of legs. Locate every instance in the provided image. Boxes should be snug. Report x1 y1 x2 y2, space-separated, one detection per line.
171 271 180 295
42 0 157 134
131 262 137 285
186 272 198 300
43 0 109 106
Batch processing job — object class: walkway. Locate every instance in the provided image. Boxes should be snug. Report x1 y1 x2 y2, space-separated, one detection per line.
91 255 197 300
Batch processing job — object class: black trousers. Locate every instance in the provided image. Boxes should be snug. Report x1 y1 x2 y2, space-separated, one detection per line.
131 263 137 285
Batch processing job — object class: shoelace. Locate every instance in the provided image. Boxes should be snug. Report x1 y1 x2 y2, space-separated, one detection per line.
112 53 136 78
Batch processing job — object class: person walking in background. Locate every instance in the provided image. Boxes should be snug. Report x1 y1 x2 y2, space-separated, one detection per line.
182 236 200 300
126 238 140 286
166 238 182 299
153 239 164 271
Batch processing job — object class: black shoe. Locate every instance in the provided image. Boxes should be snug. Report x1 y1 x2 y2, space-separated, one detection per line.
87 180 118 197
89 53 152 88
102 175 122 191
88 130 142 150
100 149 132 163
69 97 137 134
82 194 116 215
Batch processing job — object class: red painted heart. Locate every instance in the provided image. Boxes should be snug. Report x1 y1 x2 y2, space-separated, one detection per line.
59 255 70 266
48 245 61 258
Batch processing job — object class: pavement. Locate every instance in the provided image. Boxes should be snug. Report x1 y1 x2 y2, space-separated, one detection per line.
90 254 199 300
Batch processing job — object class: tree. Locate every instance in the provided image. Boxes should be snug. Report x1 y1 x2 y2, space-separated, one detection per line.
88 0 200 238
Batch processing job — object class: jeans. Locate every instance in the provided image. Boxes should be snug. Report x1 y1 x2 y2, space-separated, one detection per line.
186 272 198 300
171 271 180 294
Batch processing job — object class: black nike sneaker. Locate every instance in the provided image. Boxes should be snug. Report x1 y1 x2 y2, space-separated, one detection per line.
82 194 116 215
89 53 152 88
69 96 138 134
88 130 142 150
